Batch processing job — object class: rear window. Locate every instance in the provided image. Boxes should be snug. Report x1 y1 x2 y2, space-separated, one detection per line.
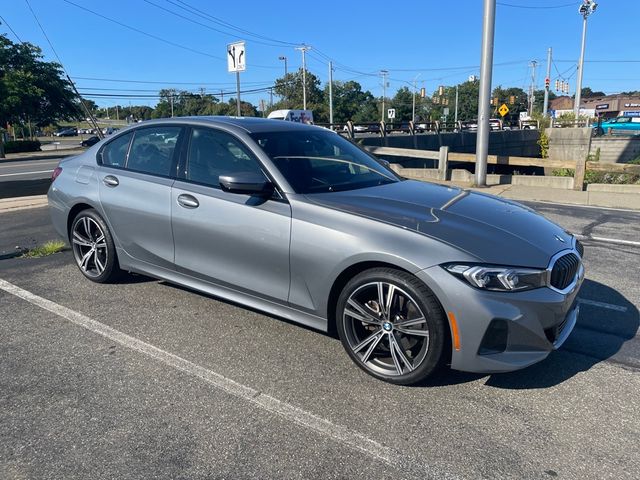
126 127 182 177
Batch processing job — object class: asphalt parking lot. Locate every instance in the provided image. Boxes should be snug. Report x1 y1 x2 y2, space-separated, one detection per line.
0 203 638 479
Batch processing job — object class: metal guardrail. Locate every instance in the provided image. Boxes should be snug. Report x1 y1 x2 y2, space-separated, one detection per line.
363 145 640 191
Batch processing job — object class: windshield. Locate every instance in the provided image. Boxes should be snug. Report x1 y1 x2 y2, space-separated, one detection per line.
251 130 399 193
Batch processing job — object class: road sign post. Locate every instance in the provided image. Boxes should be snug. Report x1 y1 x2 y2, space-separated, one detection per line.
227 41 246 116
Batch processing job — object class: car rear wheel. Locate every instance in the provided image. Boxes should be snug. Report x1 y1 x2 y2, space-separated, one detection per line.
336 268 447 385
70 209 121 283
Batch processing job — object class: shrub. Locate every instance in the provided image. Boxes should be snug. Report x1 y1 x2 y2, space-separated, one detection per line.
3 140 41 153
537 130 549 158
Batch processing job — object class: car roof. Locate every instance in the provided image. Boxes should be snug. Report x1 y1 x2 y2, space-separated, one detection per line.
130 116 323 134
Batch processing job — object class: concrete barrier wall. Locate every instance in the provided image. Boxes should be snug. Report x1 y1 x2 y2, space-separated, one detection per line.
546 127 592 163
590 136 640 163
392 164 575 189
361 130 541 157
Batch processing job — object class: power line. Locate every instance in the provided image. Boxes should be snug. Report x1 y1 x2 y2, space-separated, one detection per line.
61 0 226 61
168 0 299 47
72 76 269 86
0 15 23 43
24 0 66 66
141 0 286 49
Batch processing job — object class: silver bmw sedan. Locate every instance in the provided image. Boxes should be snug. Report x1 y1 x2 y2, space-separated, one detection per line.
48 117 584 385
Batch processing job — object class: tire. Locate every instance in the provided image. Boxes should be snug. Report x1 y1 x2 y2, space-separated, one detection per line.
70 209 122 283
336 268 448 385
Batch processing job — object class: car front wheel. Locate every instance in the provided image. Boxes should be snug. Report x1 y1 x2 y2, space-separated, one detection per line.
70 209 121 283
336 268 447 385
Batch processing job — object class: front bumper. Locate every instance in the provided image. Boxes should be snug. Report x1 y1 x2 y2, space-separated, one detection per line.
417 264 583 374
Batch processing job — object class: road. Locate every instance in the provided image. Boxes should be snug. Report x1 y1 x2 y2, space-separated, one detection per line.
0 158 61 199
0 202 638 479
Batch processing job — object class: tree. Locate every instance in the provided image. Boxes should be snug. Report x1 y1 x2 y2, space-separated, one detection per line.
273 68 325 118
325 80 377 123
581 87 606 98
492 86 528 123
0 35 79 131
390 87 414 122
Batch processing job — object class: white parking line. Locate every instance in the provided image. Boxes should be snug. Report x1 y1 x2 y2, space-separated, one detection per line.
0 278 449 478
577 298 628 312
0 170 53 177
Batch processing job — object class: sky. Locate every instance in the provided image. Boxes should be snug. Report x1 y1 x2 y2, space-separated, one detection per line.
2 0 639 108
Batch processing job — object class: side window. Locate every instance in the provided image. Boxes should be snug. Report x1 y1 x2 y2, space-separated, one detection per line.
126 127 182 177
186 128 263 188
101 132 132 167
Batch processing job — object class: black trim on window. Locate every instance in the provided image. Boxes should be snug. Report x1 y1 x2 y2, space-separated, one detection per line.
177 125 286 202
97 125 186 180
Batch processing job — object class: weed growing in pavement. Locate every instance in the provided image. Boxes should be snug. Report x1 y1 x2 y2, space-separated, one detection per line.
22 240 66 258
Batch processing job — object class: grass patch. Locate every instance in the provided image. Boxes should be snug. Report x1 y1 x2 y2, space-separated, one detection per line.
22 240 66 258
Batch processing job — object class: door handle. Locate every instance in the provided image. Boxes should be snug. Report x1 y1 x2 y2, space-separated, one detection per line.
177 194 199 209
103 175 119 187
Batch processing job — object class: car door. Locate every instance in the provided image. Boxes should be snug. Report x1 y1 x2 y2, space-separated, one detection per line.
171 126 291 302
98 126 184 270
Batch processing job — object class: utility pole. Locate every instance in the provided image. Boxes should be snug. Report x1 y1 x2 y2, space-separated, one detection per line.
220 89 224 103
269 87 273 107
412 74 421 123
116 104 119 122
380 70 388 122
295 45 311 110
475 0 496 188
279 55 288 107
527 60 537 117
575 0 597 117
329 61 334 124
454 84 459 123
170 95 174 118
543 47 552 117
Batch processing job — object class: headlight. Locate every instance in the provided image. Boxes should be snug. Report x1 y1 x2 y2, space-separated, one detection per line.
444 264 547 292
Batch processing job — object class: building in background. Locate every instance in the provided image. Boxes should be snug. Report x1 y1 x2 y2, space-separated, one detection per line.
550 94 640 119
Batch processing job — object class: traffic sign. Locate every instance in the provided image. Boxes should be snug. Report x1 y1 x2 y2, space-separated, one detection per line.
387 108 396 119
227 42 246 72
498 104 509 117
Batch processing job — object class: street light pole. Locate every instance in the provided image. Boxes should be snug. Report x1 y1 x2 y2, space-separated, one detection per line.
295 45 311 110
380 70 388 123
574 1 597 117
454 84 459 123
475 0 496 187
329 61 334 124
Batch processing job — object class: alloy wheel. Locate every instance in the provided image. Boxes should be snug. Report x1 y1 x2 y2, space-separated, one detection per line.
71 216 108 278
343 281 430 377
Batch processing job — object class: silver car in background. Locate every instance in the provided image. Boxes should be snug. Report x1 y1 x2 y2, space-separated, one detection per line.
48 117 584 385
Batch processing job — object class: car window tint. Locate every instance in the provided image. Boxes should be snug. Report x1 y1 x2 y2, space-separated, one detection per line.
101 132 132 167
251 130 398 194
126 127 181 177
186 128 263 188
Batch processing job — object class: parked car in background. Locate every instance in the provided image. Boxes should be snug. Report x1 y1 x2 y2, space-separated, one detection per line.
81 136 101 147
489 118 503 131
595 116 640 135
54 127 78 137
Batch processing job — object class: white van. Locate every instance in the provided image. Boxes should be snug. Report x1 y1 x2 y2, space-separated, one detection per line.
267 109 314 124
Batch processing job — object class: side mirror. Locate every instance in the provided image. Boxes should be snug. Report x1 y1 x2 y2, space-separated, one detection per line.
219 172 274 196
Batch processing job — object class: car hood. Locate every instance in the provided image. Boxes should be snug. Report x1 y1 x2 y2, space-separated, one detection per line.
306 180 572 267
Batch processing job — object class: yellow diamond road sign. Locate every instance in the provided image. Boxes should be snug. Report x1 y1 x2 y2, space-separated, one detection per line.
498 104 509 117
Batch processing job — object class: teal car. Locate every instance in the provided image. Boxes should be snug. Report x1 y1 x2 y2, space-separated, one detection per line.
594 116 640 135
